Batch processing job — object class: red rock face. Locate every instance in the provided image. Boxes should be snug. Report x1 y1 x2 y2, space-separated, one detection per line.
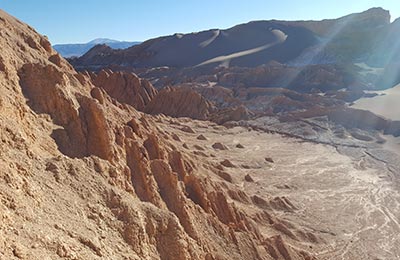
78 96 113 160
18 63 87 158
90 69 158 111
18 63 113 160
88 70 252 124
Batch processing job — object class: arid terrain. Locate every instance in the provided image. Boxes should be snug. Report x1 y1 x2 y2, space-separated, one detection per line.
165 119 400 260
353 84 400 121
1 6 400 260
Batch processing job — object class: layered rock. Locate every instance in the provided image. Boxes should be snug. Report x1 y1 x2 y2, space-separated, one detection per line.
90 69 158 111
18 63 113 159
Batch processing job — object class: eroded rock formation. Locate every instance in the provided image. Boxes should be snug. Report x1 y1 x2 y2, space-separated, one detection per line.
145 87 214 120
0 9 318 260
90 69 158 111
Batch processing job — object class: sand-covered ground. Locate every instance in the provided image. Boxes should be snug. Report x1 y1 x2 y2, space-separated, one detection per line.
352 84 400 121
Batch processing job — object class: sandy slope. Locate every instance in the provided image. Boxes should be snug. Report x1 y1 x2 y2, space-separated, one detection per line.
352 84 400 121
196 29 288 67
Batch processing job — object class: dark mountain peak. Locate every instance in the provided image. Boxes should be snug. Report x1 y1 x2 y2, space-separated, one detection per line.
71 20 318 69
85 44 112 55
53 39 140 58
75 44 114 64
347 7 390 25
362 7 390 16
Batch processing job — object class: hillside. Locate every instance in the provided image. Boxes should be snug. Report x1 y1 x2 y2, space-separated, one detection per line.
71 8 394 68
70 8 400 90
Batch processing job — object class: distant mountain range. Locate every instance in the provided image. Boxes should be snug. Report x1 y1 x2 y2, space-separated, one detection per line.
70 8 400 89
53 38 140 57
71 8 399 68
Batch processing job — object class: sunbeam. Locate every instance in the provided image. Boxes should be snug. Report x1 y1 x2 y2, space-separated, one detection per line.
279 13 361 91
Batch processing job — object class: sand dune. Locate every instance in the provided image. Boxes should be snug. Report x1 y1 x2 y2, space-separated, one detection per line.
199 29 220 47
352 84 400 155
196 29 288 67
352 84 400 120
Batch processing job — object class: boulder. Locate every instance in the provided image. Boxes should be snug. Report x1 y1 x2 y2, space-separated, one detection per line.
220 159 236 168
212 142 228 150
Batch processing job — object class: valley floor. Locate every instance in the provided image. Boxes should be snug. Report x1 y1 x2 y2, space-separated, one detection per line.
162 118 400 260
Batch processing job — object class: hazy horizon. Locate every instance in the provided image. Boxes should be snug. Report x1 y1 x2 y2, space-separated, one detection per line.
1 0 400 44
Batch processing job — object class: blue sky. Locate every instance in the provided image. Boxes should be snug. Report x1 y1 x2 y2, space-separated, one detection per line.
1 0 399 44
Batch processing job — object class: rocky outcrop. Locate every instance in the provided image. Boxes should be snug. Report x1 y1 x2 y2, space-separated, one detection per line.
144 133 166 160
125 139 165 207
90 69 158 111
145 87 214 120
78 96 113 160
18 63 87 158
221 159 236 168
212 142 229 150
197 134 207 140
18 63 113 159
